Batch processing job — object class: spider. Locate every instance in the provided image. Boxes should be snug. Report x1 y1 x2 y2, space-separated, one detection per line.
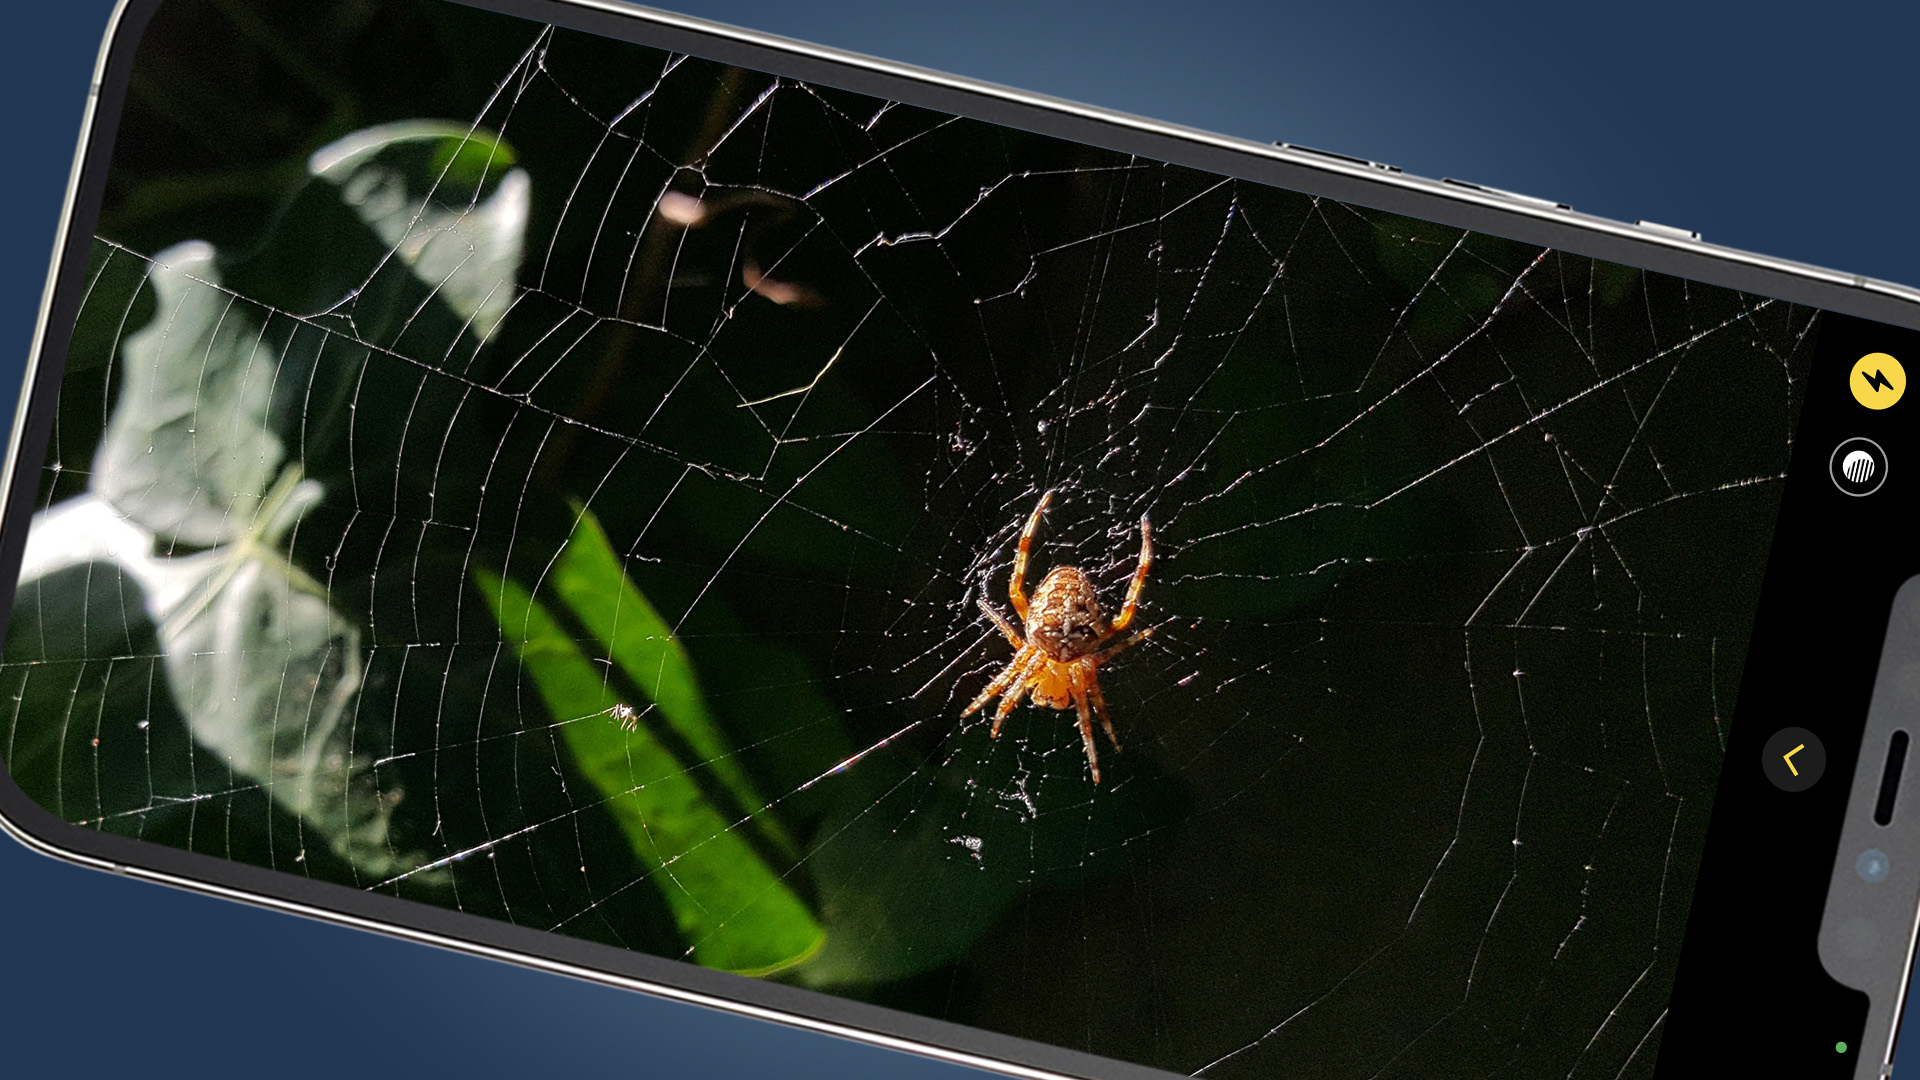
962 490 1153 784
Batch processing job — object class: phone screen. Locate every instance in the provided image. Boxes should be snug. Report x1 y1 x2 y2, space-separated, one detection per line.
2 2 1914 1077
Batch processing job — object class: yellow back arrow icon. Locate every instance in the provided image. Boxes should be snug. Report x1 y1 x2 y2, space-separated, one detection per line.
1785 743 1806 777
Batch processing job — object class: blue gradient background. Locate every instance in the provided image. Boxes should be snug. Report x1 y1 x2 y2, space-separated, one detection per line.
5 1 1920 1075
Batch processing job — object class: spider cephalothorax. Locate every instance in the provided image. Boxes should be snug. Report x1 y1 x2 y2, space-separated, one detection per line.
962 491 1153 784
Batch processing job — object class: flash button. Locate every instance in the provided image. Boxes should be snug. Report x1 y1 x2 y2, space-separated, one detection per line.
1851 353 1906 409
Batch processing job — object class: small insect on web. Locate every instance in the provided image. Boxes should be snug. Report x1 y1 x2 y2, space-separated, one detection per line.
962 490 1154 784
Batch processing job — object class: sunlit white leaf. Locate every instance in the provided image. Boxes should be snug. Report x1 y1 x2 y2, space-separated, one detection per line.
311 120 528 342
93 242 282 549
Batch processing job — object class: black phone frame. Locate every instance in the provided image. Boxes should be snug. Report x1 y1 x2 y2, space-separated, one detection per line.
3 2 1918 1078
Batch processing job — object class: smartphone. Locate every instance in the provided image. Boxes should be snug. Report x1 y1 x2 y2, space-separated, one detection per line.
3 2 1918 1078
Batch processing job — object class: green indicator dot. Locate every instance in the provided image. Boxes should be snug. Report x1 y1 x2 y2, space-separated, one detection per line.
1836 1041 1849 1054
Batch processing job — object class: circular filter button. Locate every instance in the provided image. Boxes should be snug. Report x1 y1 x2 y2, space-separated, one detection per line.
1830 437 1888 497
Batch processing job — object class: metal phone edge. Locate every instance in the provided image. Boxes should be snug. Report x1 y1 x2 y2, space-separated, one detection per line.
0 0 127 566
4 3 1920 1080
1819 577 1920 1080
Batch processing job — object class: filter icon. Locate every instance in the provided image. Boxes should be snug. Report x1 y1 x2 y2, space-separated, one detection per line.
1830 437 1888 496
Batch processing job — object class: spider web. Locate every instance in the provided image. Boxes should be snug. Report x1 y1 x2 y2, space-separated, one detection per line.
0 5 1814 1078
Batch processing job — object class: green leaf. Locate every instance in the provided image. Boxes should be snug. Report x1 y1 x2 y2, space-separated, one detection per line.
310 121 528 341
474 566 824 975
799 774 1025 986
550 504 797 857
797 716 1187 986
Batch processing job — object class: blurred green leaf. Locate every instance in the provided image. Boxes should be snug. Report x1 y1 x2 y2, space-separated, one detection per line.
474 564 824 975
29 242 421 880
795 722 1185 986
17 117 535 889
23 481 414 881
798 773 1025 987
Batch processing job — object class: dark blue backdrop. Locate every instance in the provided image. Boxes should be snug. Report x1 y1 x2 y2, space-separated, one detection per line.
5 1 1919 1076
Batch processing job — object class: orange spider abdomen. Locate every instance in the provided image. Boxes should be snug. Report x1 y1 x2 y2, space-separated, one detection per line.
1027 567 1106 661
1027 664 1075 709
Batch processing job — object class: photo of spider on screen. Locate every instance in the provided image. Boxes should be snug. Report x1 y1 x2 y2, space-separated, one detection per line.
1 1 1814 1075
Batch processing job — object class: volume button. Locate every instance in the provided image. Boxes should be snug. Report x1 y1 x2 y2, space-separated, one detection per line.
1272 142 1402 174
1633 219 1702 242
1440 177 1570 212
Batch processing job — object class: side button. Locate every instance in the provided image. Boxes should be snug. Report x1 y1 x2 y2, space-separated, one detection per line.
1634 219 1702 242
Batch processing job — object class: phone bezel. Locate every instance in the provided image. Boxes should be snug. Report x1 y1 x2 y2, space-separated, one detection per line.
4 2 1919 1078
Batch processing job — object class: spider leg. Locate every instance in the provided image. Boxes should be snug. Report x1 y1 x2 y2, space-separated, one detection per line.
1092 626 1154 664
1104 513 1152 635
977 597 1024 649
1082 661 1122 753
989 650 1047 738
1009 489 1051 622
1067 664 1103 784
962 646 1033 719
